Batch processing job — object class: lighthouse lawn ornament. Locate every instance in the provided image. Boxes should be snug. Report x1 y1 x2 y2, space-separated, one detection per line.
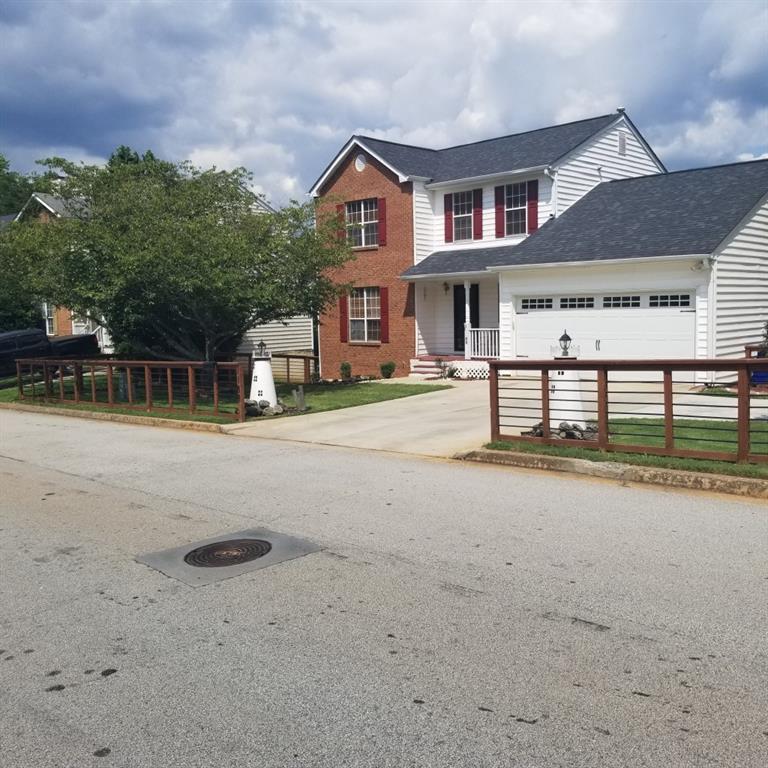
549 330 588 431
249 340 278 408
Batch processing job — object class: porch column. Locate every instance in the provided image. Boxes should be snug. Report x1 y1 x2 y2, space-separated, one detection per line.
464 279 471 360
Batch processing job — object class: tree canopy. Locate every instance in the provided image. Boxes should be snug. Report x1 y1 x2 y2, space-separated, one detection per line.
3 150 351 359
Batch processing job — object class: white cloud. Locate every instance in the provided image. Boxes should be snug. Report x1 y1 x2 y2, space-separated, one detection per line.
1 0 766 203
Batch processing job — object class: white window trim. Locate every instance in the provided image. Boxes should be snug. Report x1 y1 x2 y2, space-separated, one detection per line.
346 199 379 248
452 190 474 243
349 287 381 343
504 182 528 237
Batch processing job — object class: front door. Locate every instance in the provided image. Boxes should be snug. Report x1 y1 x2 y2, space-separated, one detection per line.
453 284 479 352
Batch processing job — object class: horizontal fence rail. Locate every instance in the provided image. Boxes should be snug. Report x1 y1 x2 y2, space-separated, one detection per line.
489 358 768 465
16 358 246 422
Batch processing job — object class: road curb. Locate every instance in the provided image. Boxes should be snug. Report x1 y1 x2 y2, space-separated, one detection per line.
460 448 768 500
0 402 227 433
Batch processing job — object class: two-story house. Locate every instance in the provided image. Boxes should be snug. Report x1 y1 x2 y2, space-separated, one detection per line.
311 110 768 379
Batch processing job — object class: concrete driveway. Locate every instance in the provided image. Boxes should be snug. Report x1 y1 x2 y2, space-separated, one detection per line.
225 379 490 457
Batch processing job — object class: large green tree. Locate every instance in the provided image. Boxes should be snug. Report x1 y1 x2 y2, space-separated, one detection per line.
5 153 351 360
0 153 34 216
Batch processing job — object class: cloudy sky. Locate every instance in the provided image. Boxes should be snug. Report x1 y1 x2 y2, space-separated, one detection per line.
1 0 766 203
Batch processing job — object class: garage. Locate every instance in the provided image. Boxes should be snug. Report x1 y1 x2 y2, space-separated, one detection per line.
514 292 697 360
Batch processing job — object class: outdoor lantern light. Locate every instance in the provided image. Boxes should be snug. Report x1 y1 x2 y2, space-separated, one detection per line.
559 330 572 357
257 340 268 357
443 281 450 295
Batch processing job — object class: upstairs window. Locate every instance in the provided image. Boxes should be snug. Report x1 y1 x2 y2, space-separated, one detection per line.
453 191 474 241
618 132 627 156
505 182 527 235
349 287 381 342
345 199 379 247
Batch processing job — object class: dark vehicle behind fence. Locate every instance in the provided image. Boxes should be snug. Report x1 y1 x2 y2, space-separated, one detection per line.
0 328 100 376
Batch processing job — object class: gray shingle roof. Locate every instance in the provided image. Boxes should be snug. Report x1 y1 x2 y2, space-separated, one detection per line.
357 113 620 183
402 159 768 277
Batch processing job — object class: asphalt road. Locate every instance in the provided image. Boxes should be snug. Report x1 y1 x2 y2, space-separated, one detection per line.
0 410 766 768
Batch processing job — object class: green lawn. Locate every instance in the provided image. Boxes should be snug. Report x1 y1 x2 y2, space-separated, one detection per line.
486 439 768 480
1 377 452 423
276 381 451 414
609 417 768 455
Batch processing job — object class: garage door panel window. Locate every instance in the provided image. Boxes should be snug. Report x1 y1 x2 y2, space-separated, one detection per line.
349 287 381 342
559 297 594 309
520 298 553 311
650 294 691 308
603 295 641 308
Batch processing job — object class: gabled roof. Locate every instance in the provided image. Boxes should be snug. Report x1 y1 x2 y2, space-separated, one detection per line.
310 112 656 194
402 159 768 277
14 191 83 221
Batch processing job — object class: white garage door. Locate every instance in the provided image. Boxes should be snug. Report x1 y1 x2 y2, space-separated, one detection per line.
515 292 696 360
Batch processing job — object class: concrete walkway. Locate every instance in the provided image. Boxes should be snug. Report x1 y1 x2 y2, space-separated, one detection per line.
224 379 489 457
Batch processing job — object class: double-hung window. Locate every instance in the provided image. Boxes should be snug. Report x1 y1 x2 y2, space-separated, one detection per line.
349 287 381 342
42 302 55 335
453 191 474 241
505 182 527 235
346 199 379 247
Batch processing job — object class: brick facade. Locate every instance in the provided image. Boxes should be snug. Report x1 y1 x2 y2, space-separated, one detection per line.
317 152 415 378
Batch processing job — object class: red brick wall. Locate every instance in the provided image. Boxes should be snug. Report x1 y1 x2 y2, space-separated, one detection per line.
53 307 73 336
318 151 415 378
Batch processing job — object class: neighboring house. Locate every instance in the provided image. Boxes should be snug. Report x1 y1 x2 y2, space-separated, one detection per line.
14 192 314 358
310 110 767 380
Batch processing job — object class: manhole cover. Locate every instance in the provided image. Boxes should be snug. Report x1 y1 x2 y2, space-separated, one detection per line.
183 538 272 568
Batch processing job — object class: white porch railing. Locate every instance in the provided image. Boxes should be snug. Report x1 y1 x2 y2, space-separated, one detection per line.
467 327 500 359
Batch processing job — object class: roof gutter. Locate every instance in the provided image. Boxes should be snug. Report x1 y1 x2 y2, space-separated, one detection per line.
400 269 492 282
486 253 712 273
424 165 548 190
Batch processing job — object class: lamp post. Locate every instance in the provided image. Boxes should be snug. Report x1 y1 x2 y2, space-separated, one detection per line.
550 330 585 431
558 330 573 358
249 340 277 407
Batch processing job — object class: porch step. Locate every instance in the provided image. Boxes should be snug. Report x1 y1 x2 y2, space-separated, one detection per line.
410 358 442 376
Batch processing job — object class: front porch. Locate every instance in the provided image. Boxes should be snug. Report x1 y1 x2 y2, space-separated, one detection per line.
413 276 500 375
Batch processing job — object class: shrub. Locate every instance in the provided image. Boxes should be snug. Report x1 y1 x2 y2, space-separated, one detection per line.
340 361 352 380
380 361 396 379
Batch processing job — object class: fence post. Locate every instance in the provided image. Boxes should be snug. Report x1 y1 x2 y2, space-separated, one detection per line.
596 367 609 450
29 363 36 400
304 356 310 384
144 365 153 410
107 364 114 406
213 365 220 415
166 367 174 409
188 366 196 413
126 367 134 404
541 369 551 438
16 361 23 400
489 364 500 442
663 369 674 450
73 363 82 403
236 363 246 422
90 365 97 402
737 365 750 462
43 361 52 400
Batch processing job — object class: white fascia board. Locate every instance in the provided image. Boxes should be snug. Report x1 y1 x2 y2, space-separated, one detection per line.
309 138 409 196
400 270 492 282
425 165 548 190
487 253 712 273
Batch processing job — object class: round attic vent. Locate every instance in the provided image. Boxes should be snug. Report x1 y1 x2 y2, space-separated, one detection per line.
354 153 367 172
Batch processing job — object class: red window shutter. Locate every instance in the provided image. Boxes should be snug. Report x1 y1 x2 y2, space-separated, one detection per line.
378 197 387 246
380 287 389 343
472 188 483 240
494 186 505 238
339 295 348 343
336 203 346 242
443 193 453 243
527 180 539 233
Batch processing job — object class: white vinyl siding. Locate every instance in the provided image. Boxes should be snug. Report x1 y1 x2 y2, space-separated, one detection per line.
555 119 664 214
238 315 314 355
713 196 768 358
413 181 433 264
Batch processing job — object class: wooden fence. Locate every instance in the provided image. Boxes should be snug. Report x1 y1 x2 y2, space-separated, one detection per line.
489 358 768 464
16 358 246 422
